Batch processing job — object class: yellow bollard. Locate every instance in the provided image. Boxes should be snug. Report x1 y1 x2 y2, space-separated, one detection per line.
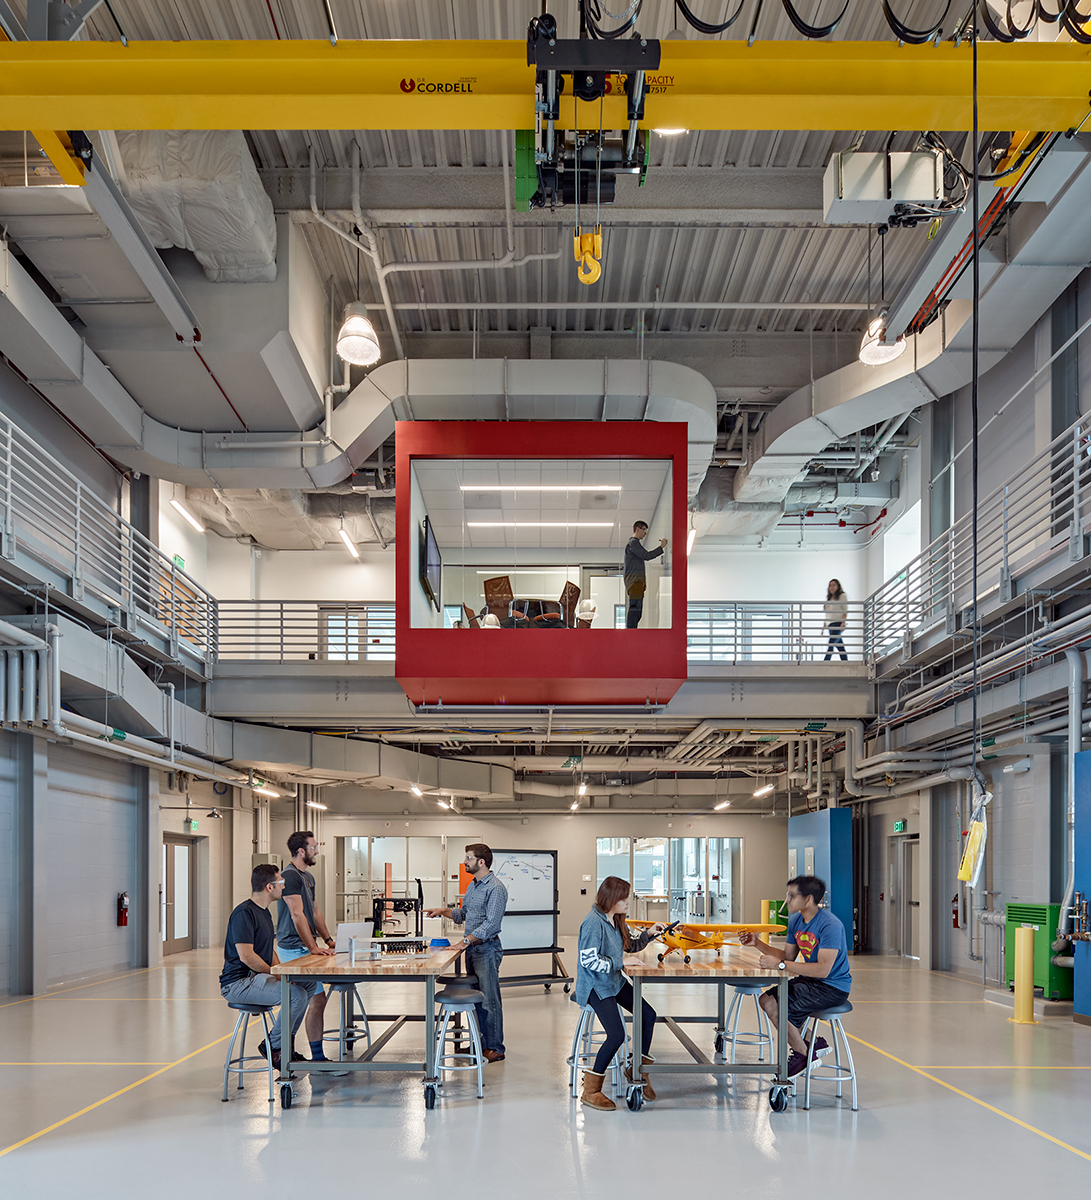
761 899 772 927
1012 926 1038 1025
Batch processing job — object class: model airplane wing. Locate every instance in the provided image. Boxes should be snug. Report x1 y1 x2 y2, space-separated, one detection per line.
675 922 786 935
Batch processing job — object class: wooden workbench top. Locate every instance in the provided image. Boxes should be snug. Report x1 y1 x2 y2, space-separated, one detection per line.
625 943 783 978
272 945 463 977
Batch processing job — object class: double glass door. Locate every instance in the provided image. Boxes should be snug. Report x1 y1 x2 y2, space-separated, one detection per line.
161 836 194 955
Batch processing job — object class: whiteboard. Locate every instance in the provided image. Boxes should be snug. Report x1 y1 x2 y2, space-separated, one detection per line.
491 850 555 912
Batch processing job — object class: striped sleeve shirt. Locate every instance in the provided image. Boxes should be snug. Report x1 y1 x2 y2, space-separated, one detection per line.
450 872 508 942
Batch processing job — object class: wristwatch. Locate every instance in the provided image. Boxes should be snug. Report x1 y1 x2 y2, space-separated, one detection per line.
777 961 787 971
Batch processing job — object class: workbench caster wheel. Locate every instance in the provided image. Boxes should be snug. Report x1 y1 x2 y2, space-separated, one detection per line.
563 983 571 993
657 953 664 962
544 982 552 992
279 1083 293 1110
424 1084 437 1110
626 1086 644 1112
714 1034 725 1055
683 955 691 964
769 1087 789 1113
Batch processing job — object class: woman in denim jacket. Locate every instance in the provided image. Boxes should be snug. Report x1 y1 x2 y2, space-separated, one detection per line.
575 876 664 1110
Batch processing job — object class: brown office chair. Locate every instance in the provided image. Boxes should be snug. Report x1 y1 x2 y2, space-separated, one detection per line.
482 576 514 622
462 604 480 629
559 581 581 627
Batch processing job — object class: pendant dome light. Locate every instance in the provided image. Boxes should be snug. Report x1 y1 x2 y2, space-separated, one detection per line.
336 301 382 366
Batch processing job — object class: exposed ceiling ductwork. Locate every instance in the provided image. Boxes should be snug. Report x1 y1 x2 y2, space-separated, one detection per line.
114 130 278 284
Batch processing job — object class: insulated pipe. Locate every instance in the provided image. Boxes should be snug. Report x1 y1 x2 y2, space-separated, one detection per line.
21 649 34 723
1057 647 1085 944
6 651 18 723
309 144 405 360
0 619 49 648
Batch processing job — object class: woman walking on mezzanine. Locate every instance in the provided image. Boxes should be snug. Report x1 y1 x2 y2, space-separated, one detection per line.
823 579 849 661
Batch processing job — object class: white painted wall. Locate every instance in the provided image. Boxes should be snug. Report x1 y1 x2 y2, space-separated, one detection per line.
204 534 395 602
687 547 866 605
273 804 788 941
157 480 210 587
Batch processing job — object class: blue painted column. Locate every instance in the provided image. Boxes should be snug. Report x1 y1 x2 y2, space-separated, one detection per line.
787 808 854 939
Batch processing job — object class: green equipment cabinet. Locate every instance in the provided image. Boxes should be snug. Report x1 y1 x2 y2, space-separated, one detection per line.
763 899 788 929
1004 903 1074 1000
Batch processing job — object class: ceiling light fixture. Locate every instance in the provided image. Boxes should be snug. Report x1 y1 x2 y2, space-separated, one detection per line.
653 128 688 136
169 497 205 533
578 782 587 796
336 301 382 366
714 800 731 810
458 485 623 492
858 312 906 366
686 528 696 556
437 798 450 809
338 525 360 559
467 522 615 528
305 800 327 810
753 783 775 798
570 801 579 811
253 785 280 798
410 785 423 797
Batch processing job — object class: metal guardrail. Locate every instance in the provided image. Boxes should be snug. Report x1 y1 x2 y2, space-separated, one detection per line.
686 600 865 664
215 600 395 662
863 414 1091 661
0 413 214 658
213 599 866 664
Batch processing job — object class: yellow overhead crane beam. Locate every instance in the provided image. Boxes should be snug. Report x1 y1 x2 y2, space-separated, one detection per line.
1 38 1089 135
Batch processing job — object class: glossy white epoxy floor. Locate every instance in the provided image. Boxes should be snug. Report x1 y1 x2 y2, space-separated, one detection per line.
1 946 1090 1197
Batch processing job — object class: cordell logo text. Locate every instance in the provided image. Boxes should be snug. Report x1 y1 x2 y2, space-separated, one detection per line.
399 77 476 94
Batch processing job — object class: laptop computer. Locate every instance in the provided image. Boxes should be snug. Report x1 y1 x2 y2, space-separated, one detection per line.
334 920 374 952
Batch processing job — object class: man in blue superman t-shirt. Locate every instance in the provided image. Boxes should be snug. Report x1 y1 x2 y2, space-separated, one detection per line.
738 875 852 1078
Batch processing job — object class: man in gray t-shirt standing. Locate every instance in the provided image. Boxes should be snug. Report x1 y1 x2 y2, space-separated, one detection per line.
276 830 337 1062
623 521 667 628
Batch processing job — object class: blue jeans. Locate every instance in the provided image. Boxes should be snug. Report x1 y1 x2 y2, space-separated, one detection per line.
221 972 318 1051
278 945 324 995
824 622 847 661
466 940 504 1054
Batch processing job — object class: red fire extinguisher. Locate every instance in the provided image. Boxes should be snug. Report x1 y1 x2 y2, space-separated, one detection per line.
117 891 129 927
952 894 960 930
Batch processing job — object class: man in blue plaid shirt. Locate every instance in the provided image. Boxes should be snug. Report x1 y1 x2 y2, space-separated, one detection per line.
427 843 509 1061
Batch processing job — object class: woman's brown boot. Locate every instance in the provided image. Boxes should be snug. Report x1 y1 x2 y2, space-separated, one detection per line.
580 1070 616 1110
625 1056 657 1101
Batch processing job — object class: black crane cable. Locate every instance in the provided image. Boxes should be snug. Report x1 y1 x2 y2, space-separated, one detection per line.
780 0 851 38
970 25 985 799
674 0 746 35
881 0 952 43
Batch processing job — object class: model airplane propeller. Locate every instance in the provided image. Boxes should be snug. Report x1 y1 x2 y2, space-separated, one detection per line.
630 919 787 964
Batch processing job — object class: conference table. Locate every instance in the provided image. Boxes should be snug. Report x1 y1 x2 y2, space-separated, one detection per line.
272 943 462 1111
625 943 792 1111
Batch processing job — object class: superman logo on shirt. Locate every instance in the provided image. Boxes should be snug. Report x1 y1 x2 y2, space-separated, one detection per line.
794 930 819 960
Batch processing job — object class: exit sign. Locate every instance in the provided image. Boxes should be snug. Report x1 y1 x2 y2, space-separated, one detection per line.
173 554 185 570
894 819 907 833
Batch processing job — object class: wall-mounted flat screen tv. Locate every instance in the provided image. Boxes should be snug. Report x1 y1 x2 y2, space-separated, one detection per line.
419 516 441 612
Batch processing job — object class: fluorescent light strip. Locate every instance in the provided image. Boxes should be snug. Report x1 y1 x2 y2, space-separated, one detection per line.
686 528 696 556
169 497 205 533
753 784 775 798
459 485 623 492
467 522 614 528
714 800 731 810
338 527 360 559
252 786 280 798
305 801 327 810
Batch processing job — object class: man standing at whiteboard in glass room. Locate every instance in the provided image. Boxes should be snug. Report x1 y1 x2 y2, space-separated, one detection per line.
426 844 509 1062
624 521 667 628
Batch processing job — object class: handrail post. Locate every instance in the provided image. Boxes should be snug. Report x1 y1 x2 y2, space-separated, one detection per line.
1 422 13 560
1071 422 1084 562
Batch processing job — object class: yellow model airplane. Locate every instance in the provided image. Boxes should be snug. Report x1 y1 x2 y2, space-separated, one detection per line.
629 919 787 964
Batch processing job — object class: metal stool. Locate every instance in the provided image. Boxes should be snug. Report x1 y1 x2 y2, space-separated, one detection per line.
434 986 485 1099
719 982 774 1063
222 1003 276 1102
798 1002 857 1110
567 1001 629 1098
322 983 372 1060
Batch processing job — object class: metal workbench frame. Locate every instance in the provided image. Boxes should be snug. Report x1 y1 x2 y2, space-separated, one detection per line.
275 962 443 1110
628 969 791 1111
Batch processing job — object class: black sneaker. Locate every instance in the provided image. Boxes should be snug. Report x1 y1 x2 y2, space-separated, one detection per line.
785 1051 809 1077
809 1036 833 1059
256 1040 281 1071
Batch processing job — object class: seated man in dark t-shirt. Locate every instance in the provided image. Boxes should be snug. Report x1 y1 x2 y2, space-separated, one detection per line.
219 863 316 1071
739 875 852 1077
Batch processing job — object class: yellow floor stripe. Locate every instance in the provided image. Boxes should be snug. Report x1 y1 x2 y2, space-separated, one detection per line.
0 967 160 1008
851 1000 984 1004
915 1064 1091 1070
849 1034 1091 1162
0 1033 231 1158
0 1062 174 1067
